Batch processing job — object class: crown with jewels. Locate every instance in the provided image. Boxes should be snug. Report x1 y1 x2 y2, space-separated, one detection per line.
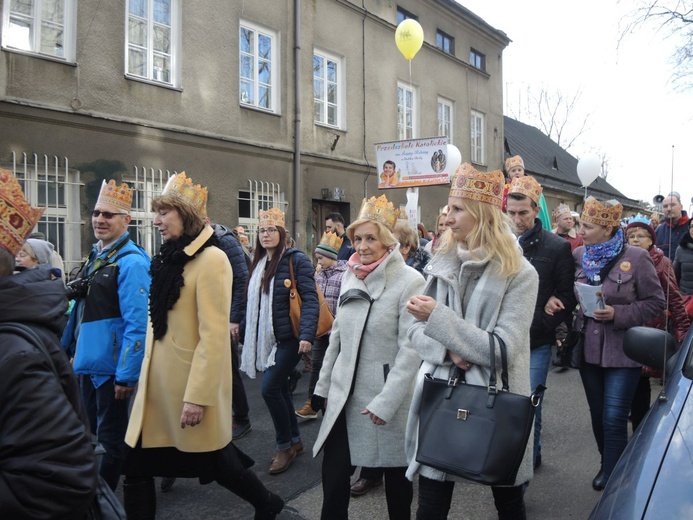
505 155 525 173
97 180 134 212
581 196 623 228
162 172 208 216
0 168 45 256
356 195 400 231
449 163 504 209
315 232 344 260
553 203 572 219
508 175 543 204
259 207 285 228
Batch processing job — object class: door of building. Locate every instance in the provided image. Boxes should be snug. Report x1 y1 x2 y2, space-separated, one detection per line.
310 200 351 255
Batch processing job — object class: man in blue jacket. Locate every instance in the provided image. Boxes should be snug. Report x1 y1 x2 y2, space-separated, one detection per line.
655 192 690 260
62 179 151 491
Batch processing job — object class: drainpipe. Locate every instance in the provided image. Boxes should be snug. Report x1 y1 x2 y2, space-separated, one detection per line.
293 0 301 238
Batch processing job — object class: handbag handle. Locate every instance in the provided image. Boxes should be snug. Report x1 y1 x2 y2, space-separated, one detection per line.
288 252 297 292
453 332 511 395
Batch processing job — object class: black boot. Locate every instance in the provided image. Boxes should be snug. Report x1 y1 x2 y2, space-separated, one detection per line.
217 469 284 519
592 467 607 491
123 477 156 520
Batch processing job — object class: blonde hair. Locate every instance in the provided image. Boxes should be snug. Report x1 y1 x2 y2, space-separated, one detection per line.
346 219 397 248
394 220 419 250
438 198 522 278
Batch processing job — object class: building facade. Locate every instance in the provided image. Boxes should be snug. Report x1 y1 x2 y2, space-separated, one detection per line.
0 0 509 268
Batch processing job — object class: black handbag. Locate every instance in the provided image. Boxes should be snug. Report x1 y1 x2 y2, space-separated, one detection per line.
0 323 126 520
556 324 584 369
416 333 541 486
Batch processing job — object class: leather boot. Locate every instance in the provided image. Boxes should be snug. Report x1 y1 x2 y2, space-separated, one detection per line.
269 446 296 474
217 469 285 520
123 477 156 520
592 467 607 491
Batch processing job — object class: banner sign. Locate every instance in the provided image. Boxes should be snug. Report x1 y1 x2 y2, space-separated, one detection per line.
374 136 451 190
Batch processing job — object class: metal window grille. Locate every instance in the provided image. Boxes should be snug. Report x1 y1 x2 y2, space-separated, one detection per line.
238 180 287 244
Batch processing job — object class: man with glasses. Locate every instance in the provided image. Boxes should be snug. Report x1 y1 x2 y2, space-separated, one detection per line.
61 179 151 491
655 191 690 261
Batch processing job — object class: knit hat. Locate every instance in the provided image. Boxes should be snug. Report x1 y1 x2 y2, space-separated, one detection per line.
24 238 54 266
625 215 656 244
449 163 504 209
0 168 45 256
314 232 343 260
581 197 623 228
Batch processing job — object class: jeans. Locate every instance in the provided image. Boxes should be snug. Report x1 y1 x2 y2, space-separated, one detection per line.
261 340 302 450
231 339 250 424
308 334 329 397
417 476 526 519
80 375 130 490
579 363 641 478
529 344 552 465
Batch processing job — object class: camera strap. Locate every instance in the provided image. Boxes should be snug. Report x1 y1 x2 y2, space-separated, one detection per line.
75 236 132 279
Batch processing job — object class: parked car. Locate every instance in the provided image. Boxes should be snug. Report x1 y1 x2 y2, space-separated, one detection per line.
590 326 692 519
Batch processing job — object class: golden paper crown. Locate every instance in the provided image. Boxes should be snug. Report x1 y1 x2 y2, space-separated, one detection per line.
449 163 504 209
508 175 543 204
356 195 399 231
505 155 525 173
553 203 572 219
259 207 285 228
315 232 344 259
581 196 623 228
97 180 134 212
0 168 45 256
162 172 208 216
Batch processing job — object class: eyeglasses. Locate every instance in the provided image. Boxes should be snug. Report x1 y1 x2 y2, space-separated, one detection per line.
258 228 278 235
92 210 127 219
628 234 651 240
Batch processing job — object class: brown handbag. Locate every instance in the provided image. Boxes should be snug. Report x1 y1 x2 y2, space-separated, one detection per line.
288 254 334 338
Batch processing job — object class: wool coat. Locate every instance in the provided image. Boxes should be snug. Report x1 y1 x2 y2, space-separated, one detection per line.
573 244 666 367
312 249 425 467
126 226 233 452
404 245 539 486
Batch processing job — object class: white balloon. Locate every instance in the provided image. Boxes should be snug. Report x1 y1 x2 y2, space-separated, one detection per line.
577 155 601 187
447 145 462 174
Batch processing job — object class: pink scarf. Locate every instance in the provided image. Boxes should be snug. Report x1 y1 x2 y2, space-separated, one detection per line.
347 248 392 279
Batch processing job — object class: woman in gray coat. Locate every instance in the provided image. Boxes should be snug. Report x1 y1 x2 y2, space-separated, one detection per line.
311 195 425 520
405 164 539 519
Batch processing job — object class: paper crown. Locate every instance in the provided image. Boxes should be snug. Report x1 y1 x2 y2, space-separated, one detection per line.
449 163 504 209
259 207 285 229
508 175 543 204
505 155 525 172
0 168 45 256
553 203 572 219
628 213 651 226
581 196 623 228
315 232 344 260
356 195 399 231
162 172 208 216
97 180 134 212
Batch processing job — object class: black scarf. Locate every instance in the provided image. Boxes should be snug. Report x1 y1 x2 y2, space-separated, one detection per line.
149 231 219 340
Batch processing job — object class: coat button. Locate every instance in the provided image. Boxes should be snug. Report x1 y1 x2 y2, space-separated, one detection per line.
592 329 599 334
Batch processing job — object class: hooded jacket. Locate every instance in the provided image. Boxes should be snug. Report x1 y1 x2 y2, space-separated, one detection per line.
0 268 97 519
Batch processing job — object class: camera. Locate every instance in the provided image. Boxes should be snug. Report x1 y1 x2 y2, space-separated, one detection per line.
66 275 92 300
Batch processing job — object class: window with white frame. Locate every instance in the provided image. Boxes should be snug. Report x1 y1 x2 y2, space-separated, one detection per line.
126 0 180 86
123 167 171 257
313 49 344 128
240 21 279 112
2 0 76 61
238 181 287 244
397 82 417 140
437 98 453 140
470 110 485 165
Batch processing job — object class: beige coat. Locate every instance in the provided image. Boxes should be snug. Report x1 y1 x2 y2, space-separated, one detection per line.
126 226 233 452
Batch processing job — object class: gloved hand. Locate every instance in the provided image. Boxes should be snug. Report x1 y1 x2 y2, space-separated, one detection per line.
311 395 327 413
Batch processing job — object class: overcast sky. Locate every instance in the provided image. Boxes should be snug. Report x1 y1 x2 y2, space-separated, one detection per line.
459 0 693 212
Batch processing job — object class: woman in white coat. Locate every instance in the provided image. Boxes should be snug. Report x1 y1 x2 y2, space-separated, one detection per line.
311 195 425 520
405 164 539 519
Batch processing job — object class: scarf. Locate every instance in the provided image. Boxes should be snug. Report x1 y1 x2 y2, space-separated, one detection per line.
582 228 624 283
347 247 392 280
240 255 277 378
149 232 218 340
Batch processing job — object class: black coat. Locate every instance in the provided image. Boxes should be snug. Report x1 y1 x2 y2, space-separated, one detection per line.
674 232 693 296
213 223 250 324
0 268 97 519
519 220 577 348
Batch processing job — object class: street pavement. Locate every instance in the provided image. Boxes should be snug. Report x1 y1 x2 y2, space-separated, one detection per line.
118 361 658 519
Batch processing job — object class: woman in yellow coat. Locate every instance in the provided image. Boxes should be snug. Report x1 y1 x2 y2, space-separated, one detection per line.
122 173 283 520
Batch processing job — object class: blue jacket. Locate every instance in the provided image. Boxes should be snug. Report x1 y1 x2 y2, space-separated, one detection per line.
61 233 151 386
213 224 249 324
655 211 690 261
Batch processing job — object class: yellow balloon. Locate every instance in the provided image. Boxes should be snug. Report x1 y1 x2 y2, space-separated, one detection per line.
395 19 424 60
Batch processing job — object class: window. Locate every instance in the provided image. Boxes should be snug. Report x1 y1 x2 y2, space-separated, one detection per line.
396 6 417 24
470 48 485 71
436 30 454 55
126 0 181 86
470 110 485 165
124 167 170 256
238 181 287 244
437 98 453 140
313 50 344 128
240 20 279 112
397 82 417 140
2 0 76 61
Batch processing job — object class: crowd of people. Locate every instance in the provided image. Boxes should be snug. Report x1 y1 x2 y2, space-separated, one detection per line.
1 159 692 519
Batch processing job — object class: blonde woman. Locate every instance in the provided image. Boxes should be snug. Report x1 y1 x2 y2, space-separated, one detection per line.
405 164 539 519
